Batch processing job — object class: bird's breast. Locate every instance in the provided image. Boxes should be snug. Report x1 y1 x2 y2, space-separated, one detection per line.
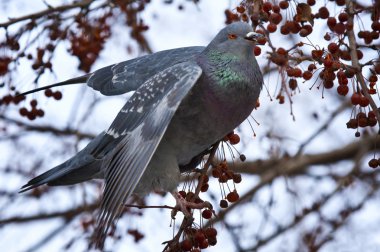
161 70 260 166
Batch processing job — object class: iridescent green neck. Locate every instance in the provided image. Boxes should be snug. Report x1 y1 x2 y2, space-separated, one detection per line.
207 50 245 86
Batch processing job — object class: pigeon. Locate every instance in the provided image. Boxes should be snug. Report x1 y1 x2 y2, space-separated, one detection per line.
19 21 263 247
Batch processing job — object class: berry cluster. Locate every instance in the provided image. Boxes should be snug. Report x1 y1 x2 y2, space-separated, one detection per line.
18 99 45 120
212 159 242 209
225 1 379 140
0 92 25 106
69 13 112 73
180 227 218 251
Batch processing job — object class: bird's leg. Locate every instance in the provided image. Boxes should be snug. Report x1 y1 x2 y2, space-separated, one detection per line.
170 191 212 219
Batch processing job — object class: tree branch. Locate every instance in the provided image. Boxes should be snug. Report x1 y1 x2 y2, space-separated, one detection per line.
206 134 380 227
0 115 95 139
345 0 380 127
0 0 99 28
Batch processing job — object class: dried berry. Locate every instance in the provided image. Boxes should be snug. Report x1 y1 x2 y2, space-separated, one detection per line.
202 209 212 219
368 158 379 168
220 199 228 208
53 91 62 100
337 85 349 96
279 1 289 9
318 7 329 19
229 133 240 145
205 227 217 238
226 190 239 203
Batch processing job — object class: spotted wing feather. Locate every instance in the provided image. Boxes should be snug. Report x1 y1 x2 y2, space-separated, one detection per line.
93 62 202 246
87 47 203 96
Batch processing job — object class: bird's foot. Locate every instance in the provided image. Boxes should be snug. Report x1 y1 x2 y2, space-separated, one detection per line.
170 191 212 219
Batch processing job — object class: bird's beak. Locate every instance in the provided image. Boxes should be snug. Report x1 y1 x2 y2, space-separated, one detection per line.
244 32 265 42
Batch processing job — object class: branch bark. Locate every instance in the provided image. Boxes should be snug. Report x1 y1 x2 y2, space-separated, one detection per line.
345 0 380 127
0 0 98 28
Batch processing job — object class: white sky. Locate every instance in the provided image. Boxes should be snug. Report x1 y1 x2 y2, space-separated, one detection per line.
0 1 379 252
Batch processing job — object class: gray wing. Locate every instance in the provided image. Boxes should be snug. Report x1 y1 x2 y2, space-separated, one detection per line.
87 46 204 95
93 62 202 245
18 47 204 97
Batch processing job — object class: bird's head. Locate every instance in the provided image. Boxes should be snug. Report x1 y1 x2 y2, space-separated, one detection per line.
207 22 264 54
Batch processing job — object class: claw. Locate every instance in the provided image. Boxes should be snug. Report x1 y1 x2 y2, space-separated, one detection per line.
170 191 211 219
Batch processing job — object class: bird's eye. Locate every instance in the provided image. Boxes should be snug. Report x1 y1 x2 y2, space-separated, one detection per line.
228 34 237 40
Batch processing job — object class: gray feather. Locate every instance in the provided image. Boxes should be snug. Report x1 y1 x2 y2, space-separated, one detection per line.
95 62 202 239
87 47 203 96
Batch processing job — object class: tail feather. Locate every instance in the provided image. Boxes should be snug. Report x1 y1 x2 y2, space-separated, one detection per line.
20 132 106 193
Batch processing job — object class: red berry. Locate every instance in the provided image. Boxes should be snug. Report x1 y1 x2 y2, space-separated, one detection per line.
328 43 339 53
269 13 282 25
27 112 36 120
351 93 361 105
262 2 272 12
254 46 261 56
303 71 313 80
308 64 317 72
181 239 193 251
53 91 62 100
226 190 239 203
369 75 378 82
279 1 289 9
36 109 45 117
319 7 329 19
30 99 37 107
229 134 240 145
358 117 368 127
208 236 217 246
337 85 349 96
267 23 277 33
372 21 380 31
323 80 334 89
324 58 333 68
236 6 245 13
277 47 287 55
220 199 228 208
346 119 358 129
232 173 242 183
336 0 345 6
205 227 217 238
212 168 221 178
368 117 378 127
334 23 346 34
369 158 379 168
200 183 209 192
272 5 280 13
359 96 370 107
44 89 53 97
338 12 349 23
178 190 187 198
199 239 209 249
368 111 376 118
289 79 298 90
19 107 28 116
338 77 348 85
293 68 302 77
195 231 206 243
202 209 212 219
327 17 337 28
357 50 363 60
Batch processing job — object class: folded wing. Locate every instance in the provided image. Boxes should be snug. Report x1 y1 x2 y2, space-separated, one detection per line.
92 62 203 245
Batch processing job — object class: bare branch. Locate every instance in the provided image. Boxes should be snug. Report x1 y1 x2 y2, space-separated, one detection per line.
0 0 100 28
